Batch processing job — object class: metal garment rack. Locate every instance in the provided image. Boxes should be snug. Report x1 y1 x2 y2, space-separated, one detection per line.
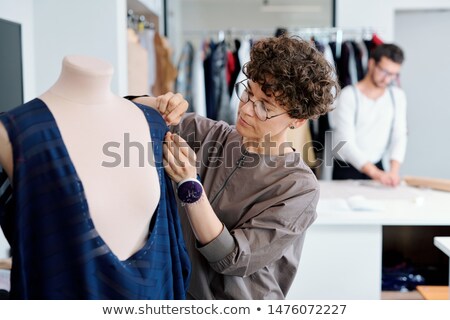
290 27 375 58
183 27 374 39
183 27 375 59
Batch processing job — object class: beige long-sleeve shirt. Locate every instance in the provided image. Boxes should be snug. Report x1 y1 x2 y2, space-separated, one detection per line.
173 114 319 299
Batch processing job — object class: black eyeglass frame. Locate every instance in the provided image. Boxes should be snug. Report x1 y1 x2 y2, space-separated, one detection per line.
234 79 288 121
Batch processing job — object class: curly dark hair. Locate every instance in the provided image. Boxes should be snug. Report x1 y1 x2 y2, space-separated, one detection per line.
244 35 339 119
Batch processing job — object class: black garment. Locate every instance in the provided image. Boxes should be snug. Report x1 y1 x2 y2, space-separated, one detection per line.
0 289 8 299
204 40 227 120
228 39 241 97
332 159 384 180
351 41 365 81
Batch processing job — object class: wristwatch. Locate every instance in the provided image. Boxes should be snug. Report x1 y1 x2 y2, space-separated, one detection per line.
177 178 203 204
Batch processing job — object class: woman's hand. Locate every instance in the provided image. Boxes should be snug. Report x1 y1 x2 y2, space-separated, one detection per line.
133 92 189 125
163 132 197 183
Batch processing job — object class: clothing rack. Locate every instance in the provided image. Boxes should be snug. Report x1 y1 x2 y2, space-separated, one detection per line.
183 27 375 59
183 27 375 38
183 28 273 41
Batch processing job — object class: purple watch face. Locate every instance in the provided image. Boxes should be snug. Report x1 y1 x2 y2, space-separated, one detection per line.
177 180 203 203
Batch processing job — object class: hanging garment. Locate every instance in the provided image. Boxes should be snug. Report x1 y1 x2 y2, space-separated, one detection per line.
356 39 369 75
204 40 229 121
153 32 177 95
192 43 207 117
138 28 157 96
0 100 191 299
127 28 149 95
175 42 195 112
351 41 364 81
345 41 358 84
228 39 241 97
203 39 214 119
227 38 251 125
225 49 236 94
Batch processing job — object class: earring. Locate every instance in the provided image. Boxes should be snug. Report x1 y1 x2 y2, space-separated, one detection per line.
289 125 295 129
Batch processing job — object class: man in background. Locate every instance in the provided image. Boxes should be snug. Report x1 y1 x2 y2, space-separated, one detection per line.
330 43 407 187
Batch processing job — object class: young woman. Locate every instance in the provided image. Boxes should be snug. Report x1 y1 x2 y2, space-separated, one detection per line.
133 35 339 299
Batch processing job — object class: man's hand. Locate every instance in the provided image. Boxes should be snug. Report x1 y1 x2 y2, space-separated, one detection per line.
133 92 189 125
362 162 399 187
386 171 401 187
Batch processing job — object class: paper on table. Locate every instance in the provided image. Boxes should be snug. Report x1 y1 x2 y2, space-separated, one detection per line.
317 198 352 212
346 195 385 211
317 196 384 212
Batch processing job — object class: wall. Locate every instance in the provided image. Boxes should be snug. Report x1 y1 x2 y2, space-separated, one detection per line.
0 0 35 258
33 0 128 96
180 0 332 32
336 0 394 40
395 9 450 179
169 0 332 61
336 0 450 41
0 0 35 101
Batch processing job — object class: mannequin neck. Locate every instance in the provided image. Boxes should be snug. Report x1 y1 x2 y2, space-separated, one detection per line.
46 55 115 105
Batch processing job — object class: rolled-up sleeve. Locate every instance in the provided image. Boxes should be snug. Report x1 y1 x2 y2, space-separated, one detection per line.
196 224 235 262
198 187 319 277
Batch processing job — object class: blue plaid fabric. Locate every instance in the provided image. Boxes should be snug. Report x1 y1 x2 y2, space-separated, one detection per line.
0 100 190 299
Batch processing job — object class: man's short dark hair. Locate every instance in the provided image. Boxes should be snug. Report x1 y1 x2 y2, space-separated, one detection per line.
371 43 405 64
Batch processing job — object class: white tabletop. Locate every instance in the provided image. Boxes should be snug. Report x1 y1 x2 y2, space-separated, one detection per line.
316 180 450 226
434 237 450 257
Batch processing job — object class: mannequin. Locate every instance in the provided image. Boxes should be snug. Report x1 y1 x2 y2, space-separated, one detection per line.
39 55 160 261
0 55 190 299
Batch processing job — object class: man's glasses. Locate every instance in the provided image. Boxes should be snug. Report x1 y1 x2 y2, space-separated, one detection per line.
234 80 287 121
375 64 400 80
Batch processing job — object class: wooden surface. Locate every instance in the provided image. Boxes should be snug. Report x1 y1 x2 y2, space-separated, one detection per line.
404 176 450 192
381 290 424 300
416 285 449 300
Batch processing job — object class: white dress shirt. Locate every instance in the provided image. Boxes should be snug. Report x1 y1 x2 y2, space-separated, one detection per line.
329 85 407 170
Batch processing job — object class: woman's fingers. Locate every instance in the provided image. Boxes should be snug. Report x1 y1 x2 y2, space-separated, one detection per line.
171 134 196 163
163 133 197 182
164 136 184 167
156 93 189 125
163 143 183 181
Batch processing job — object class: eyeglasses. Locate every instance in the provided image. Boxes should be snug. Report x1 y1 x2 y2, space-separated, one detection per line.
375 64 400 80
234 80 288 121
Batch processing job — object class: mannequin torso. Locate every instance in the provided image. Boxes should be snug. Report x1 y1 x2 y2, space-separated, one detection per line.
2 55 160 261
